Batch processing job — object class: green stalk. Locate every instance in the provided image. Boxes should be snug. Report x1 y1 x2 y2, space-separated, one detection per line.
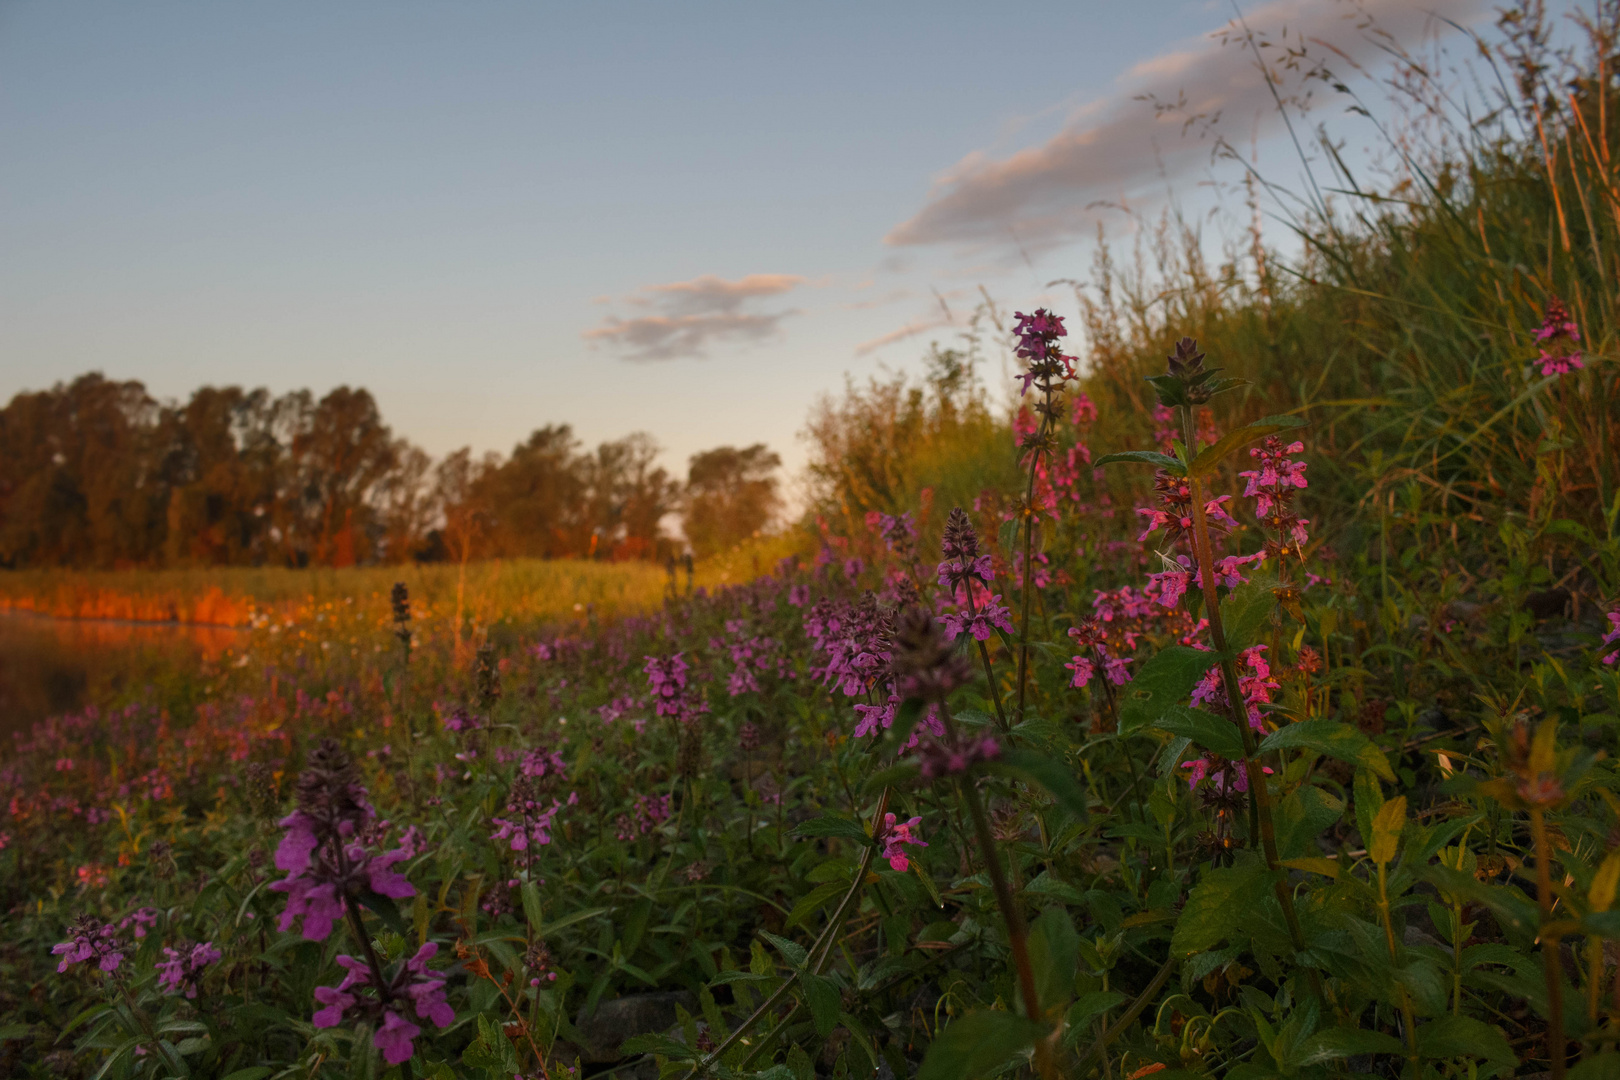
1376 860 1421 1077
1532 807 1567 1080
1014 381 1056 725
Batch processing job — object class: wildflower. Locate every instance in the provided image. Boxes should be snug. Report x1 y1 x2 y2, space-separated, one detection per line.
890 606 973 704
1182 753 1271 793
489 776 568 853
1602 611 1620 665
1071 392 1097 424
876 812 927 871
1535 296 1584 377
916 736 1001 779
1137 471 1236 549
1190 646 1277 731
52 915 125 974
1012 308 1077 403
474 644 501 709
270 739 417 941
156 941 222 999
390 582 411 648
311 942 454 1065
938 508 994 592
1238 436 1310 560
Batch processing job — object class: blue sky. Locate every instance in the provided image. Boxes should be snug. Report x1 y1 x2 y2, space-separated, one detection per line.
0 0 1516 484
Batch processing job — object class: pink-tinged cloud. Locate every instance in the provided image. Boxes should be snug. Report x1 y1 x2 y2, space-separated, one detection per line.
854 317 950 357
885 0 1491 250
585 273 805 360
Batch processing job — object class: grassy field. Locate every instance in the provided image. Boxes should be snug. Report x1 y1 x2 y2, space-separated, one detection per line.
0 533 810 629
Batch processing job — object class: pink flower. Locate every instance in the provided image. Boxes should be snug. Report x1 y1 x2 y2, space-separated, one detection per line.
1190 646 1277 730
374 1009 423 1065
1602 611 1620 665
878 813 927 872
156 941 222 999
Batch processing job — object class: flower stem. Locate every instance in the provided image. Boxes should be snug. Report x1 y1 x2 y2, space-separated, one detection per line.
1532 807 1567 1080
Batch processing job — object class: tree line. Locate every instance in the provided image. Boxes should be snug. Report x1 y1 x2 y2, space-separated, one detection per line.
0 373 781 569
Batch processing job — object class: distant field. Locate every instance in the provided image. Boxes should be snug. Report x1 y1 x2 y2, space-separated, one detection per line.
0 533 809 628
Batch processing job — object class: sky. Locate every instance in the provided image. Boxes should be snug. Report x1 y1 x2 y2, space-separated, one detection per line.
0 0 1538 486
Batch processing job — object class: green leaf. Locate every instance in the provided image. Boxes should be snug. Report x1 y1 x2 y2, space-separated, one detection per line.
1152 704 1244 759
527 905 609 936
355 889 411 939
1119 646 1226 732
521 879 544 934
987 748 1089 821
1093 450 1186 474
1274 783 1345 860
1259 719 1395 782
1188 415 1307 478
0 1024 33 1043
1027 907 1080 1015
918 1010 1047 1080
1067 990 1127 1030
785 880 848 930
801 973 842 1037
218 1070 272 1080
759 931 809 970
1294 1027 1404 1066
885 698 926 754
1219 579 1278 652
1569 1052 1620 1080
1416 1015 1517 1076
794 815 872 844
619 1032 699 1061
1170 857 1274 956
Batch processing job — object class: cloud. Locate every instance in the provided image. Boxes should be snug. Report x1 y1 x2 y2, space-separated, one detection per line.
854 317 951 357
585 273 805 360
885 0 1491 251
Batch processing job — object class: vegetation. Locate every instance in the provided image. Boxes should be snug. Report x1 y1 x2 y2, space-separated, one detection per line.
8 5 1620 1080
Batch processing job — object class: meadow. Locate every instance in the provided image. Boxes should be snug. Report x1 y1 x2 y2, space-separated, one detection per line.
7 10 1620 1080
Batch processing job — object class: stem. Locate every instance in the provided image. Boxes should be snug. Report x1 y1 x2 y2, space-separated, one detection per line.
961 583 1010 733
344 898 393 1002
959 774 1053 1078
1532 807 1567 1080
1377 861 1421 1076
1180 406 1317 993
1072 957 1178 1078
1014 391 1055 725
681 789 891 1079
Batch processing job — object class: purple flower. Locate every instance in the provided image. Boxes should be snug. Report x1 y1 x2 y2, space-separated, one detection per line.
312 942 453 1066
1602 611 1620 665
156 941 221 999
51 916 125 974
916 735 1001 779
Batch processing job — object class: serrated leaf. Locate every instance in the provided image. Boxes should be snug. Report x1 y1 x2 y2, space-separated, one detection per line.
1417 1014 1516 1075
987 747 1089 821
759 931 809 970
918 1010 1047 1080
1259 719 1394 782
1119 646 1229 732
1220 579 1278 652
1093 450 1186 474
1028 907 1080 1015
1188 415 1306 479
801 973 841 1037
1171 858 1273 956
619 1032 699 1061
794 815 872 844
786 880 847 930
1370 796 1407 866
1295 1027 1404 1065
1153 704 1244 759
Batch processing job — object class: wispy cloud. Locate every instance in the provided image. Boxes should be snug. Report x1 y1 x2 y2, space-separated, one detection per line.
584 273 805 360
885 0 1489 251
854 317 951 357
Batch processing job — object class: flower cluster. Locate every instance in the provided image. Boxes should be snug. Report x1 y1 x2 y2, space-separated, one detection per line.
490 774 575 853
915 735 1000 779
1602 611 1620 665
936 508 1014 643
1535 296 1584 377
1137 471 1236 550
270 739 417 941
1191 646 1278 731
312 942 454 1065
644 653 706 723
156 941 222 998
876 812 927 872
1011 308 1076 395
51 915 128 974
615 793 672 840
1239 436 1310 560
